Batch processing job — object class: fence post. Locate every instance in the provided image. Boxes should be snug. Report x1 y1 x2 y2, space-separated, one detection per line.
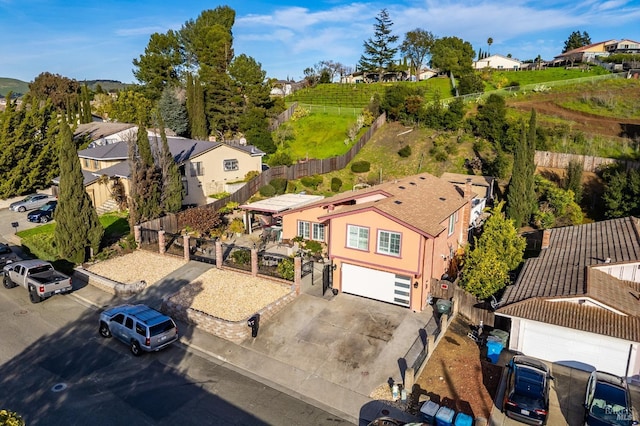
404 367 415 394
251 248 258 277
183 235 190 261
427 335 435 356
134 225 141 248
294 256 302 295
216 240 223 269
158 230 166 254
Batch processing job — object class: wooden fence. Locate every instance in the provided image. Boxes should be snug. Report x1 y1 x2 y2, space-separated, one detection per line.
533 150 640 172
452 284 495 327
268 102 298 131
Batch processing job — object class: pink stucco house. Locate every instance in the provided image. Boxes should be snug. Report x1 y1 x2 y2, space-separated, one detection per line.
277 173 474 312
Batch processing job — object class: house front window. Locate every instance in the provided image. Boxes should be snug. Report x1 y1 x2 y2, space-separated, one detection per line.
298 221 310 239
190 162 204 177
312 223 325 241
448 213 456 236
93 159 99 169
83 158 90 168
347 225 369 250
224 159 238 171
378 230 401 256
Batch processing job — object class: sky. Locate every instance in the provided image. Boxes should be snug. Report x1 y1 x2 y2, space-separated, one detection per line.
1 0 640 84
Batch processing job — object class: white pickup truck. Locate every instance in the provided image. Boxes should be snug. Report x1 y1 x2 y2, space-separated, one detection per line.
3 259 72 303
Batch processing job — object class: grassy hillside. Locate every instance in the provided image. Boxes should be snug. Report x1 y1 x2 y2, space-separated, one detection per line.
0 77 29 98
482 66 611 90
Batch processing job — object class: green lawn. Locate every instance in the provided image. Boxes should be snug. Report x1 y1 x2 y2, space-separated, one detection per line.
483 66 611 90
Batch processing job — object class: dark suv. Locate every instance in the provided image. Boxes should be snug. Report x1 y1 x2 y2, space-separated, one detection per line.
0 243 19 268
503 355 554 425
98 304 178 356
584 370 637 426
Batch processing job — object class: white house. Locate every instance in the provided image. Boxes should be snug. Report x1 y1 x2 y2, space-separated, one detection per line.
474 54 522 70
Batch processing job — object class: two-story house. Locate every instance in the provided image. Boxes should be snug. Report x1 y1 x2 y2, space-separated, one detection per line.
61 133 264 211
277 173 473 312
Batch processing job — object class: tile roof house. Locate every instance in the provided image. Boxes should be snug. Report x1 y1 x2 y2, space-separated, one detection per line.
551 39 640 65
277 173 474 311
58 133 264 211
495 217 640 380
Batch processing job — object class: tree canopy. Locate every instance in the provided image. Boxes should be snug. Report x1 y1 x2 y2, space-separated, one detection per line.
399 28 435 80
358 9 399 81
430 36 475 76
563 31 592 53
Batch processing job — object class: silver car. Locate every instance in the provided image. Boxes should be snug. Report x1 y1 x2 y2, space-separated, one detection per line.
9 194 52 212
98 304 179 356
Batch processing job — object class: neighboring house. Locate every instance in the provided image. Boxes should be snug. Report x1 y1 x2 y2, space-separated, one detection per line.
473 54 522 70
417 67 437 81
340 72 365 84
56 134 264 210
277 173 473 312
495 217 640 381
440 173 495 229
74 122 138 148
270 80 304 97
553 40 617 65
605 39 640 54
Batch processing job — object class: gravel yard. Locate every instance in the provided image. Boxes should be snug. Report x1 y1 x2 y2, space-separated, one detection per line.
86 250 293 322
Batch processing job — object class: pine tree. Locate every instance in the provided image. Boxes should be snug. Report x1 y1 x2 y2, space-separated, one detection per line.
358 9 399 82
54 121 103 263
156 117 183 213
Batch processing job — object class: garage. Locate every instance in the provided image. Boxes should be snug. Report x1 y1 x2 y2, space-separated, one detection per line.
341 263 411 307
518 320 633 376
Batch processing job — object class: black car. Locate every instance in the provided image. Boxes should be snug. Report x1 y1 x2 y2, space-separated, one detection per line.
503 355 554 425
584 370 637 426
27 200 57 223
0 243 19 267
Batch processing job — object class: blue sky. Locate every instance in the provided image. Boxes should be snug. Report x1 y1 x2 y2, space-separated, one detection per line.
1 0 640 84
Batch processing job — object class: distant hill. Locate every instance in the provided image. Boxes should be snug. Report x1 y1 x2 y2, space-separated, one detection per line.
0 77 131 98
0 78 29 98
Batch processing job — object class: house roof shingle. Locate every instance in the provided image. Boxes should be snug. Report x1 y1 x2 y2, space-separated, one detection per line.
280 173 468 237
74 122 136 141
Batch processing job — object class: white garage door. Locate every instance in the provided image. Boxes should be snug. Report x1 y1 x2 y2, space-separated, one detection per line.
521 320 631 376
341 263 411 307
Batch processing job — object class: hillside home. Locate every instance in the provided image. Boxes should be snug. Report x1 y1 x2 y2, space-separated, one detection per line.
473 54 522 70
553 40 622 64
58 134 264 211
277 173 474 312
495 217 640 381
605 39 640 54
74 122 172 148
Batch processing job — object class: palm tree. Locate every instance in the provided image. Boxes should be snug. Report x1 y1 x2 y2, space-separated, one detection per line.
487 37 493 56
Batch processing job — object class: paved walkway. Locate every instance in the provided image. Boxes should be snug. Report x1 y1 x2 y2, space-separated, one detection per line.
71 261 430 425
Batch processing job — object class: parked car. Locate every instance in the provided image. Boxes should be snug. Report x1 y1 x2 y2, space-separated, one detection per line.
0 243 19 268
584 370 637 426
98 304 179 356
27 200 57 223
503 355 554 425
3 259 72 303
9 194 51 212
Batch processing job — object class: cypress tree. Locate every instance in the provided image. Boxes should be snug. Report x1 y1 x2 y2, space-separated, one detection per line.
157 120 183 213
129 123 162 225
506 109 537 227
54 121 104 263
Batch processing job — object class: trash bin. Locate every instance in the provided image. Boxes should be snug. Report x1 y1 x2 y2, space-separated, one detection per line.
420 400 440 424
486 336 504 364
489 329 509 347
454 412 473 426
435 406 455 426
435 299 452 315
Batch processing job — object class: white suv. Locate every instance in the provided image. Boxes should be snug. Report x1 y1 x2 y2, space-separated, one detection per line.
98 304 178 356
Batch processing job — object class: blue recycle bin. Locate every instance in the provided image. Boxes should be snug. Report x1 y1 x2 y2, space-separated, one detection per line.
435 406 455 426
454 412 473 426
486 336 504 364
420 400 440 424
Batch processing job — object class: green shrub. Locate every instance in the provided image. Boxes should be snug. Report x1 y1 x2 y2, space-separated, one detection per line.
228 218 245 234
301 175 323 189
303 239 323 255
231 249 251 265
259 184 276 197
398 145 412 157
277 258 295 281
331 177 342 192
268 151 293 166
351 161 371 173
208 191 230 199
270 178 288 194
244 170 260 181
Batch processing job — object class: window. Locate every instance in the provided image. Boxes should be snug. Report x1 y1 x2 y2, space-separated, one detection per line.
378 230 401 256
83 158 90 168
347 225 369 250
135 323 146 336
312 223 325 241
190 161 204 177
125 317 134 329
224 159 238 171
92 159 99 169
112 314 125 325
298 221 310 239
448 212 457 236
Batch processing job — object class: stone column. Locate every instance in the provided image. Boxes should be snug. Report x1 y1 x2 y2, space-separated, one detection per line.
294 256 302 295
158 230 166 254
251 248 258 277
183 235 190 261
134 225 141 248
215 240 223 269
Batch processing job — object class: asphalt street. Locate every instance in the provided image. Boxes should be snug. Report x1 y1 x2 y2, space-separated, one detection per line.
0 227 351 425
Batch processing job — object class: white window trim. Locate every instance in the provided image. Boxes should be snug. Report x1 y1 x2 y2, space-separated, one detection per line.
448 214 456 236
223 159 239 172
347 225 369 250
312 223 324 241
298 221 310 239
377 230 401 256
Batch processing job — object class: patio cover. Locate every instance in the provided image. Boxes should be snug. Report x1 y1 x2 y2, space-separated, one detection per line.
240 193 324 214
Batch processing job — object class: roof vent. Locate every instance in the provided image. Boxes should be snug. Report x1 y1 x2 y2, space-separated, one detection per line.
410 182 416 185
398 185 406 189
419 176 426 180
394 200 402 205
